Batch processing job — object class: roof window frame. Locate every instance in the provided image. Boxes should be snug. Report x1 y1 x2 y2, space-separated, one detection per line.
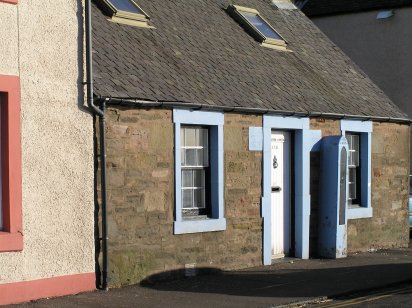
227 5 288 51
100 0 153 28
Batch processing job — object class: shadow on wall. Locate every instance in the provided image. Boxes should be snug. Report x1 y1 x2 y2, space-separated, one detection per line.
140 263 412 299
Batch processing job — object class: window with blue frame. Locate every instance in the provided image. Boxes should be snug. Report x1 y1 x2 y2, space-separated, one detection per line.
341 120 373 219
173 110 226 234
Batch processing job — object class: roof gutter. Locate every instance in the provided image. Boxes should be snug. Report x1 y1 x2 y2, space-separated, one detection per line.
95 96 412 125
86 0 109 291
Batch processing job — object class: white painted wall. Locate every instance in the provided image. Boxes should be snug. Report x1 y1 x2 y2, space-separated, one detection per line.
312 7 412 117
0 0 95 283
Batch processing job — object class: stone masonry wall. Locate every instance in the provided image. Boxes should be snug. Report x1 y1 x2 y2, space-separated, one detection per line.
349 122 409 251
310 119 410 253
102 108 263 287
100 111 408 287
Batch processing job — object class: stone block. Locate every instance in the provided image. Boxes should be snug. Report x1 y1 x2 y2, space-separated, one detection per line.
106 124 129 139
125 131 149 151
107 168 125 188
144 191 166 212
107 155 125 169
225 127 243 151
152 168 169 178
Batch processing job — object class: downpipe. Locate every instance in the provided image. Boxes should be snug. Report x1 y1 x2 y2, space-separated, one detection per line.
99 100 109 292
85 0 109 291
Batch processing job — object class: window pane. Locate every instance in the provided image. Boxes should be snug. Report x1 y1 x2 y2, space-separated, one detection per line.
185 128 196 147
352 135 359 151
181 148 185 166
348 168 356 200
352 135 359 166
348 151 353 166
347 134 359 167
182 189 193 208
193 169 205 188
348 135 358 151
349 168 356 183
203 147 209 167
242 12 282 40
352 151 359 166
194 189 205 209
182 170 193 188
197 128 208 147
185 149 197 166
196 149 204 167
349 182 356 200
110 0 144 14
180 127 185 147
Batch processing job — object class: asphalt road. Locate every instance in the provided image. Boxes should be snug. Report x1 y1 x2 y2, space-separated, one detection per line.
308 282 412 307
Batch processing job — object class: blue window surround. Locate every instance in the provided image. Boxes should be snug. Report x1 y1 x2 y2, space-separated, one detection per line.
262 115 321 264
173 109 226 234
341 120 373 219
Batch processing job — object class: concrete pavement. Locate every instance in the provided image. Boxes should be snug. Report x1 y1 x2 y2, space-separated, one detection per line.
7 246 412 307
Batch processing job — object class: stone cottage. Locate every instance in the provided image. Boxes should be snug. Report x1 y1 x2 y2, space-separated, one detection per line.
90 0 410 287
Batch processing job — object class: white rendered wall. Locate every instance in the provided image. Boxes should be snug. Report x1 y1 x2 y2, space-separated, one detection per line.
0 0 95 283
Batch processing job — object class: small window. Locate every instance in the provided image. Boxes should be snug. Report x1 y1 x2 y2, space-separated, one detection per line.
341 120 373 220
100 0 152 28
173 109 226 234
181 126 210 217
227 5 288 51
0 74 23 252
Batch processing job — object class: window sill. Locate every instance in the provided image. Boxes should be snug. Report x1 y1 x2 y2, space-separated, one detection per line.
347 206 373 220
174 218 226 234
0 0 18 4
109 16 154 28
0 231 23 252
261 42 291 52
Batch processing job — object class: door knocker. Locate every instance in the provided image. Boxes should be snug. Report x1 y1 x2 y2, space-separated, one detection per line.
273 155 278 169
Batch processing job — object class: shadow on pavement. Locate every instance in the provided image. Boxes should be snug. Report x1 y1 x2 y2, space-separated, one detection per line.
141 263 412 299
7 260 412 308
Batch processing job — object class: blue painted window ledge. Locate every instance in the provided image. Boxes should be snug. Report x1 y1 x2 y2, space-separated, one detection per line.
173 109 226 234
347 206 373 220
174 218 227 234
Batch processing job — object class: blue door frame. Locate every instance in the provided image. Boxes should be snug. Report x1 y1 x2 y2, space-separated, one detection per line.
262 115 321 265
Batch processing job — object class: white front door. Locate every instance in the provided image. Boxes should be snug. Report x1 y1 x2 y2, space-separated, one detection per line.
271 131 291 258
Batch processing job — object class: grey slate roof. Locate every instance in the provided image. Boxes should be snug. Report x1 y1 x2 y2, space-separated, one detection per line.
300 0 412 17
92 0 407 119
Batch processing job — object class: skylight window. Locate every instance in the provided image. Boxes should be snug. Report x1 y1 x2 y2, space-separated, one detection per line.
376 10 394 19
100 0 152 28
227 5 287 51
